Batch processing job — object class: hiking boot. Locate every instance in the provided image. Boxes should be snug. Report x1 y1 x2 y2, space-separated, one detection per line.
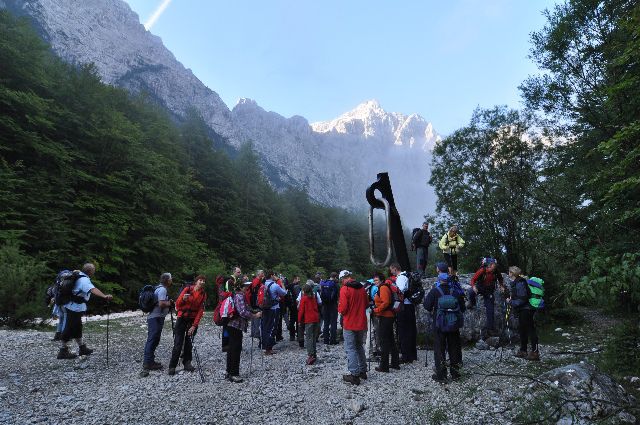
52 332 61 341
168 368 176 376
515 350 528 359
342 374 361 385
450 371 461 381
526 351 540 361
221 345 229 353
143 362 163 371
359 371 368 380
276 335 284 342
265 349 276 355
298 342 305 349
78 344 93 356
183 361 195 372
57 347 78 360
375 366 389 373
290 335 296 342
226 375 244 383
432 373 447 383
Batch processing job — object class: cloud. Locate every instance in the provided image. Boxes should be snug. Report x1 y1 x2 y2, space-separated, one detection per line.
144 0 172 31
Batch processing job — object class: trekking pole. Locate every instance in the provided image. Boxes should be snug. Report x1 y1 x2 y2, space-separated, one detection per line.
368 313 372 372
106 300 110 368
424 325 429 368
249 334 254 377
190 334 206 383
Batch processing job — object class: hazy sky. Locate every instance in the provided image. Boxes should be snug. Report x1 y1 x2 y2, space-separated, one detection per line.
125 0 558 135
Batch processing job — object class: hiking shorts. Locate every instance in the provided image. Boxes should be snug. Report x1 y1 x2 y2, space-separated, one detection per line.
61 308 83 341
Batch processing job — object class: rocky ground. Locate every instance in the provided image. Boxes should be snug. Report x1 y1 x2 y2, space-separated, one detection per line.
0 308 637 425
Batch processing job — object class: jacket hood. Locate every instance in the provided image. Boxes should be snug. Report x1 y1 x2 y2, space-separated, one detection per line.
345 280 363 289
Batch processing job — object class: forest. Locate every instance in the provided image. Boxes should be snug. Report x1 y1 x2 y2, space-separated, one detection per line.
0 11 372 323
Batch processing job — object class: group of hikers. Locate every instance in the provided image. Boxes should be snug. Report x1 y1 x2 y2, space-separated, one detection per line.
48 223 543 385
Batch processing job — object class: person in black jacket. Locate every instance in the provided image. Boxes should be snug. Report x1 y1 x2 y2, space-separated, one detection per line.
412 222 433 277
507 266 540 361
423 262 465 382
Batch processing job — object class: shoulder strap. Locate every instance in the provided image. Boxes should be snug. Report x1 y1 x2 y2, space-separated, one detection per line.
435 286 444 297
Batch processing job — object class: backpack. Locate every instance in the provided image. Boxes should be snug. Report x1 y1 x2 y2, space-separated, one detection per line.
411 228 420 249
319 280 338 304
54 270 84 306
45 270 69 306
527 277 545 309
257 282 275 309
435 286 463 332
381 283 404 313
213 294 236 326
139 284 160 313
401 271 425 305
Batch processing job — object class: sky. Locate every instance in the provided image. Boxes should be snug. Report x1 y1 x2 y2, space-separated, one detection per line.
124 0 558 135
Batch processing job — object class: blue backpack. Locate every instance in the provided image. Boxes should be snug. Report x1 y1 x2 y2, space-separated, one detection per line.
319 280 338 304
435 286 463 332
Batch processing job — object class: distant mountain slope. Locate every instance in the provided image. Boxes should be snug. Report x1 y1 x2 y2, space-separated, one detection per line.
1 0 438 224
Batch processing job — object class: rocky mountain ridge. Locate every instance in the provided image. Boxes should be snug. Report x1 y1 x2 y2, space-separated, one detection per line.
2 0 438 222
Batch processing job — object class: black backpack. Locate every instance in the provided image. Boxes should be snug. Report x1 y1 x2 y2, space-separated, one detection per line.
54 270 84 306
139 285 159 313
402 271 425 305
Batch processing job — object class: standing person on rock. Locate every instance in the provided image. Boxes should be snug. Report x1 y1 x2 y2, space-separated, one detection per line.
226 276 262 383
338 270 368 385
390 263 418 364
320 272 340 345
57 263 113 360
470 258 505 338
438 226 465 276
168 275 207 375
507 266 540 361
142 272 173 371
261 271 287 355
298 282 320 365
372 273 400 373
412 222 433 277
423 262 465 382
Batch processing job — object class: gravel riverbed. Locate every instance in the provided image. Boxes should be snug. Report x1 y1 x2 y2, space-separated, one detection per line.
0 312 607 425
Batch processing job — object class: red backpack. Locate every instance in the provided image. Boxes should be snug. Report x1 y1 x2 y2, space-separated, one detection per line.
257 282 275 309
383 281 404 313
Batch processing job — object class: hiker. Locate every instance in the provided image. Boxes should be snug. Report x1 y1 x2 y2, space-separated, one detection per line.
338 270 368 385
507 266 540 361
470 258 505 338
260 270 287 355
168 275 207 375
365 279 381 359
226 275 262 383
438 226 465 275
298 282 320 365
296 279 323 348
143 272 173 371
412 222 433 277
286 276 302 342
423 262 465 382
390 263 418 363
275 274 287 342
372 273 400 372
221 267 242 351
320 272 340 345
250 270 265 341
57 263 113 359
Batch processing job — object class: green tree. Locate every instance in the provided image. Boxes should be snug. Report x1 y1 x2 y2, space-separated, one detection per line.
332 234 352 272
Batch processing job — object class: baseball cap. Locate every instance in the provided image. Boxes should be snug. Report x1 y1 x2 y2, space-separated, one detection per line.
338 270 352 279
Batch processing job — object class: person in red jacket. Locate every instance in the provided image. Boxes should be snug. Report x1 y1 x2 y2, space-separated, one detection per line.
337 270 368 385
168 275 207 375
298 282 320 365
470 257 505 338
372 273 400 372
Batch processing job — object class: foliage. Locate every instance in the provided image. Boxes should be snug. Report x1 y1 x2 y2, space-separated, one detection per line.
598 320 640 378
429 106 546 274
0 11 371 324
0 240 49 326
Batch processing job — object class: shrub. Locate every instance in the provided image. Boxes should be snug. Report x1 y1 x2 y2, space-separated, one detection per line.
0 240 49 327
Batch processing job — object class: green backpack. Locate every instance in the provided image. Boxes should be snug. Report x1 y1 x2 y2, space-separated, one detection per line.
527 277 545 309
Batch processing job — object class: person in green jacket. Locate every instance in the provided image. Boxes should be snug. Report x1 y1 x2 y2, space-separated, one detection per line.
438 226 465 276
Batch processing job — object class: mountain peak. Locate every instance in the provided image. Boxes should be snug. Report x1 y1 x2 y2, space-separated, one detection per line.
310 101 438 151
